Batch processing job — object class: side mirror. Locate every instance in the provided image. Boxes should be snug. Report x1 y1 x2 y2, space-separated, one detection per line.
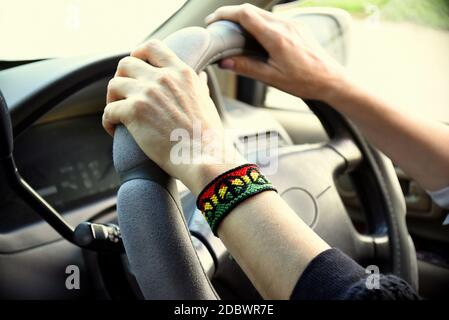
273 3 352 65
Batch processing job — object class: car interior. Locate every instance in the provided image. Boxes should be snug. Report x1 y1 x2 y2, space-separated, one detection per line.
0 0 448 300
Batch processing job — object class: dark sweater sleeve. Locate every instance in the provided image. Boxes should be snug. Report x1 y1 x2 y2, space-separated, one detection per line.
290 248 419 300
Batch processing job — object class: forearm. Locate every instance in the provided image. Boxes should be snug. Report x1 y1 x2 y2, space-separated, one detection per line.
217 191 329 299
326 78 449 191
190 164 329 300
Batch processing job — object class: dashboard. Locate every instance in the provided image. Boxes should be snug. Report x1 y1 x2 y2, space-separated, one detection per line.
14 115 119 212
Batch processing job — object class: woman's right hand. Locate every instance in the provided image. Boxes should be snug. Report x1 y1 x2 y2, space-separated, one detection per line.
206 3 349 104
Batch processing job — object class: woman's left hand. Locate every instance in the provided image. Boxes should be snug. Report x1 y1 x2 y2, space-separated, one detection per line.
102 40 244 195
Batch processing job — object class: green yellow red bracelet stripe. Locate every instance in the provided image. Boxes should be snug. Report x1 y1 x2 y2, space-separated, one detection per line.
196 164 277 235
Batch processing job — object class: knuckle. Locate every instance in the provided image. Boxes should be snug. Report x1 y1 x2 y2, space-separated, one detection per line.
131 97 149 117
158 69 177 87
107 77 119 91
130 43 145 56
241 3 254 11
213 7 223 16
179 66 194 79
119 56 133 66
149 38 163 46
144 39 162 51
274 35 292 50
103 105 111 119
214 6 229 18
235 59 247 72
117 56 134 71
143 83 158 97
103 104 116 124
240 4 254 19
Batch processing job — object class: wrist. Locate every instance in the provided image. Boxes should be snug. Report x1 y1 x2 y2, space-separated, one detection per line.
321 72 356 107
180 151 247 196
196 163 277 235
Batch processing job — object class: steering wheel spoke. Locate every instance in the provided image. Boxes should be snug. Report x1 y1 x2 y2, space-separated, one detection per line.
328 137 363 171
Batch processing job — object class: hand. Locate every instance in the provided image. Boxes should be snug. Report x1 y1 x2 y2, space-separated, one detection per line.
206 4 349 104
103 40 245 195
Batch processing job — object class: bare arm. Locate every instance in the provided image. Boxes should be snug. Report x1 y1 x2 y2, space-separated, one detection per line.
326 80 449 191
207 4 449 192
216 191 329 299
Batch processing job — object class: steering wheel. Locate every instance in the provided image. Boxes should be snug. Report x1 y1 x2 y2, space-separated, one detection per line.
113 21 418 299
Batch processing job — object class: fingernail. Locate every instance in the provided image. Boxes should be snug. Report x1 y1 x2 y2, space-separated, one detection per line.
219 59 235 70
205 13 215 24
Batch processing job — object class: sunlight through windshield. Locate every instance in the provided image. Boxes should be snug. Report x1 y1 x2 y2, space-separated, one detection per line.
0 0 187 60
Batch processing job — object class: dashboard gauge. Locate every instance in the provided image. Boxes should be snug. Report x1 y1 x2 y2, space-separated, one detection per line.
14 115 120 211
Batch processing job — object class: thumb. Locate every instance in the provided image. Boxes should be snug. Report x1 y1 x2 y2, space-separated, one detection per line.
219 56 273 82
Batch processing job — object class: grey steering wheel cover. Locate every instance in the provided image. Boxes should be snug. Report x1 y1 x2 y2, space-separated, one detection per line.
369 149 419 290
113 21 259 300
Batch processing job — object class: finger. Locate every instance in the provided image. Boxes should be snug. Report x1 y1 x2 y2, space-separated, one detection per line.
102 100 131 136
106 77 139 104
115 56 155 79
102 112 116 136
199 71 210 94
205 4 277 51
206 3 274 23
131 39 183 68
199 71 208 85
219 56 274 83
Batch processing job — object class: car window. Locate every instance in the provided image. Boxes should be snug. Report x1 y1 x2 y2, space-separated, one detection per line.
0 0 187 60
265 0 449 122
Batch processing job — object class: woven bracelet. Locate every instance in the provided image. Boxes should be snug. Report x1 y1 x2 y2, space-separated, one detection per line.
196 164 277 235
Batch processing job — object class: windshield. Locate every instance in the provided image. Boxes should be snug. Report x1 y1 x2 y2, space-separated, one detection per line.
0 0 187 60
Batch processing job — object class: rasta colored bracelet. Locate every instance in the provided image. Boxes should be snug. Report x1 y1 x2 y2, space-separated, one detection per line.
196 164 277 235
